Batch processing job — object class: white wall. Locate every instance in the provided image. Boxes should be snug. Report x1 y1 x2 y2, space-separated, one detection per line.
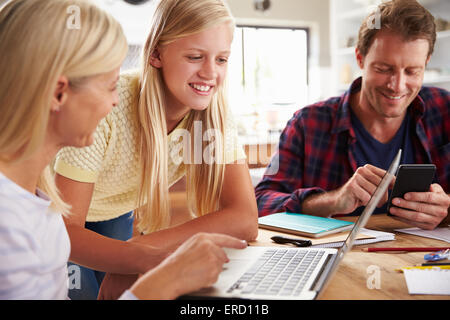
226 0 330 66
93 0 157 45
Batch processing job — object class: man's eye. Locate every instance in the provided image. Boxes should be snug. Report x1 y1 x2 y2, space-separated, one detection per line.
217 57 228 64
375 67 390 73
406 70 420 76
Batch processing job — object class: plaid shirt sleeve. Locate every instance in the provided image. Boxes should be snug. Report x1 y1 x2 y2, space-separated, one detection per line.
255 107 326 217
255 82 450 218
417 86 450 193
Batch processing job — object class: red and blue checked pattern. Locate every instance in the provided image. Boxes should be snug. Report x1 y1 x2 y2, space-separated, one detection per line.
255 77 450 217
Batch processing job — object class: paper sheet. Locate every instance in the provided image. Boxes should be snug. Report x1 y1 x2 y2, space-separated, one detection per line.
255 227 394 247
403 269 450 295
395 227 450 243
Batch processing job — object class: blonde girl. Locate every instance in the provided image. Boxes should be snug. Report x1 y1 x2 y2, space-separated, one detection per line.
54 0 258 299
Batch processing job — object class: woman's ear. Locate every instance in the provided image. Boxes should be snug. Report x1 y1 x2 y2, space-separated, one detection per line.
149 47 162 68
51 76 69 113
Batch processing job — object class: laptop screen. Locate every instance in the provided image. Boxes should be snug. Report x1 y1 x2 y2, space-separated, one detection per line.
314 149 401 297
339 149 401 256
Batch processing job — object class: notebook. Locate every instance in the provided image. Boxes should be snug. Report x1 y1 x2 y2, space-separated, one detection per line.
394 227 450 243
403 268 450 295
258 212 354 238
311 228 395 248
185 150 401 300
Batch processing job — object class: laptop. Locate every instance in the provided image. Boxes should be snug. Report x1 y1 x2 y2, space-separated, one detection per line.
187 149 401 300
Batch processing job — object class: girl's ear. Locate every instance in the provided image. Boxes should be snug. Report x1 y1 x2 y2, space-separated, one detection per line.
149 47 162 68
50 76 69 113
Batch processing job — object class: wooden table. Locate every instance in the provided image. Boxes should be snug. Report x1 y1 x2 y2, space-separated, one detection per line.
252 215 449 300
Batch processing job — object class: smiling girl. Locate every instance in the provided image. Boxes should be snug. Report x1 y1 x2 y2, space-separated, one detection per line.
53 0 258 299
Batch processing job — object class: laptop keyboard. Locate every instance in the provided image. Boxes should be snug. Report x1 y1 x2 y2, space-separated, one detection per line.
227 248 325 296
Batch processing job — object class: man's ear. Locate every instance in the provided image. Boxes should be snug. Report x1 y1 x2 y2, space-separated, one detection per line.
149 47 162 68
50 76 69 113
355 47 365 69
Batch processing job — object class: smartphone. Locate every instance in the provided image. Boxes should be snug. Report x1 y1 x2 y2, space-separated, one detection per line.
387 164 436 215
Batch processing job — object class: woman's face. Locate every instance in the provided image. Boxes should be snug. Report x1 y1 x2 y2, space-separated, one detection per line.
53 68 120 148
154 21 233 117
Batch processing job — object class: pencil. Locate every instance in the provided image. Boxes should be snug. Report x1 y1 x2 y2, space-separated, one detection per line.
421 262 450 266
395 265 450 273
362 247 450 252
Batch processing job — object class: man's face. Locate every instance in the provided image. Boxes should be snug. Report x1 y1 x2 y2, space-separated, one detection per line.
356 30 430 120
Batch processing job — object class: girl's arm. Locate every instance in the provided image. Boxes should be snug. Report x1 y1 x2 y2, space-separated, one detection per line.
134 162 258 248
55 174 167 274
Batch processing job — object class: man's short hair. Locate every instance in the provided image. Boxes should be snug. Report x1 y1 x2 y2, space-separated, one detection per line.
357 0 436 58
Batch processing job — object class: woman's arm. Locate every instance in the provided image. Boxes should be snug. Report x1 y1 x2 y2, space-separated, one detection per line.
55 173 167 274
134 162 259 248
126 233 247 300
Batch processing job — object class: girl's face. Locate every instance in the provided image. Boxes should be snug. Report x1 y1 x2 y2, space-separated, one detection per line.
154 21 233 117
53 68 120 148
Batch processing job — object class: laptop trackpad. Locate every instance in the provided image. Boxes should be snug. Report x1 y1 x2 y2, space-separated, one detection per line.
190 247 266 296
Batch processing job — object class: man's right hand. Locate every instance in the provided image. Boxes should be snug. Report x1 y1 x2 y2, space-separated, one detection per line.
302 164 390 217
332 164 390 214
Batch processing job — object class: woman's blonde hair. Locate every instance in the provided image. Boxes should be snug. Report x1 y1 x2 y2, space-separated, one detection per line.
0 0 128 213
135 0 235 233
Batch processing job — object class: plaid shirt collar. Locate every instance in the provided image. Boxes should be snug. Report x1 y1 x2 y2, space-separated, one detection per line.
331 77 426 136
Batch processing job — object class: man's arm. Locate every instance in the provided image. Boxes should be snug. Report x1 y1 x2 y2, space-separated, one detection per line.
255 112 390 218
254 115 324 216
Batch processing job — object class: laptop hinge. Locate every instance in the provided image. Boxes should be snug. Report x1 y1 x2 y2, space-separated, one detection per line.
310 253 337 292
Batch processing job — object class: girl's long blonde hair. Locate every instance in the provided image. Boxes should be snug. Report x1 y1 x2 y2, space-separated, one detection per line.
0 0 128 213
135 0 234 234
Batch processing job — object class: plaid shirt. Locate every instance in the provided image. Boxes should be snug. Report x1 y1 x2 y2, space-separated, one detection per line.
255 77 450 217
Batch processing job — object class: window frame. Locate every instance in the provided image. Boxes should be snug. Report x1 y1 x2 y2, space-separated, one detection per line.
234 24 311 88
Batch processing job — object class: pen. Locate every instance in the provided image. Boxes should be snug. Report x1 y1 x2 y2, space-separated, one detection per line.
362 247 450 253
424 249 449 262
271 236 312 247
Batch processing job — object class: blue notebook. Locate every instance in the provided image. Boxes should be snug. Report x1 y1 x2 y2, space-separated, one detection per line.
258 212 354 238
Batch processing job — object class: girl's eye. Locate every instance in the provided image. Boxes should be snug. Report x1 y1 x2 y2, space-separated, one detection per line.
187 56 202 61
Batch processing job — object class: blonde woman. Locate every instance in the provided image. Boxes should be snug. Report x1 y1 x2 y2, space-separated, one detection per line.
53 0 258 299
0 0 246 300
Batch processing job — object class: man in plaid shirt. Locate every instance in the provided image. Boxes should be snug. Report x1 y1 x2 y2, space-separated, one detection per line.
255 0 449 230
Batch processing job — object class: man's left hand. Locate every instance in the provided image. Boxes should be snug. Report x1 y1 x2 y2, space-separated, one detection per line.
389 183 450 230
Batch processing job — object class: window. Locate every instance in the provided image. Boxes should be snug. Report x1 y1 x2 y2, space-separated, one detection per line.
228 26 309 143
